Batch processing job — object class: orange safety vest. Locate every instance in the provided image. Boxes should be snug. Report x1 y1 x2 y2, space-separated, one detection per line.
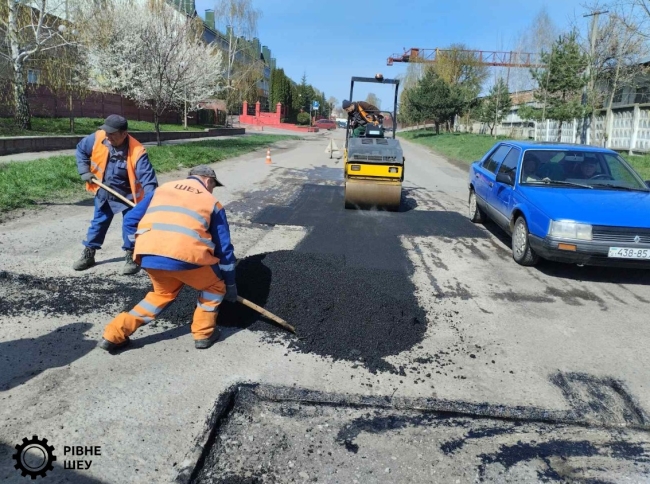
86 130 147 203
133 178 221 266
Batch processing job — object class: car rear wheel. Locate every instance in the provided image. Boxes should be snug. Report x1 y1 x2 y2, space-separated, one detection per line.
512 216 539 266
468 190 484 223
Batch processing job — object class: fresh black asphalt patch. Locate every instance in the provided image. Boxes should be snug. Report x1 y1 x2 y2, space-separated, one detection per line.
0 251 426 374
176 384 650 484
252 183 487 272
0 184 487 374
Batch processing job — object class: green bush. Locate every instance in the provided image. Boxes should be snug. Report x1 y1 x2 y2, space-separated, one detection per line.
296 112 310 125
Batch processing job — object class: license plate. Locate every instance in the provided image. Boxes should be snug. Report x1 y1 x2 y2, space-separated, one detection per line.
608 247 650 259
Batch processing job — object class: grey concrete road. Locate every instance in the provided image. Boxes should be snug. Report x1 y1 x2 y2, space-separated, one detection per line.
1 129 649 483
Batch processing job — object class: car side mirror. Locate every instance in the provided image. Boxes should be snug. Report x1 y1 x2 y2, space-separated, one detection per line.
496 172 514 185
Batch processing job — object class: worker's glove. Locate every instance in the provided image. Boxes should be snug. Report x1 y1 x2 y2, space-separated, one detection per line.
225 284 237 303
81 173 95 182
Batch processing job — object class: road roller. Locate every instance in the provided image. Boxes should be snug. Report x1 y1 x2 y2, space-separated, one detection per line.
343 75 405 211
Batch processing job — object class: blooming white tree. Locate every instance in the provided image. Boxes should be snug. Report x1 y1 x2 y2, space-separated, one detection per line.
0 0 91 129
91 0 225 144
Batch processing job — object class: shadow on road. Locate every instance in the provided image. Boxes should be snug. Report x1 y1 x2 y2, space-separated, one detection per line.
0 322 95 392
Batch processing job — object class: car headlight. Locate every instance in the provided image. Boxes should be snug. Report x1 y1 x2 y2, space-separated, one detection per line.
548 220 592 241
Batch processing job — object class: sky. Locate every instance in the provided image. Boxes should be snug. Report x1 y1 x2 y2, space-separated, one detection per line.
194 0 597 109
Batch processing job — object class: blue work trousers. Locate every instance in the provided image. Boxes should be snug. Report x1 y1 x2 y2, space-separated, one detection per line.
82 198 132 251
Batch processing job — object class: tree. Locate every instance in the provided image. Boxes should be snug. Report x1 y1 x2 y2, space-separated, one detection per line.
612 0 650 39
214 0 262 119
511 7 559 92
365 93 381 108
272 68 293 120
0 0 92 129
584 4 649 146
477 78 512 136
431 43 488 130
402 67 463 134
519 31 589 141
586 0 650 147
327 96 337 118
91 0 224 144
292 73 314 113
41 42 90 133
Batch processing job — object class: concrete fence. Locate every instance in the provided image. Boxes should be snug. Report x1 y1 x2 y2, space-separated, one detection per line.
0 127 245 157
456 103 650 155
533 104 649 154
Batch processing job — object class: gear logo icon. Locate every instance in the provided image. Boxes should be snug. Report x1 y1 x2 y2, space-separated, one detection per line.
12 436 56 479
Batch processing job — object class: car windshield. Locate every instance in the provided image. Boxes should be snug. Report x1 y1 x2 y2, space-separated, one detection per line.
519 149 648 191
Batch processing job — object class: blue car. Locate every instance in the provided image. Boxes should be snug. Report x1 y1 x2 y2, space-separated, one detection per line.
468 141 650 268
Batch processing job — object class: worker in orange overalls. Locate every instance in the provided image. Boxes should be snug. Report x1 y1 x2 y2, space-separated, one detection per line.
99 165 237 352
74 114 158 275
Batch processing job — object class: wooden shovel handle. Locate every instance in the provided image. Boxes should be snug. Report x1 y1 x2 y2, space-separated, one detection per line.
236 296 296 334
90 178 136 208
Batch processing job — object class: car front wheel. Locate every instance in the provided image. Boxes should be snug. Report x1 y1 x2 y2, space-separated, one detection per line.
512 216 539 266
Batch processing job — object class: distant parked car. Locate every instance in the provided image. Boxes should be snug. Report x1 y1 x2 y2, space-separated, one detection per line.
314 119 337 130
468 141 650 268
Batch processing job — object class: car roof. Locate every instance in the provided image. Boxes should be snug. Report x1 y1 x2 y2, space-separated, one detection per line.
496 140 617 154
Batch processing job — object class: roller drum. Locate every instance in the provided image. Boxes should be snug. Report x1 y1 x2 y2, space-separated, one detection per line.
344 179 401 211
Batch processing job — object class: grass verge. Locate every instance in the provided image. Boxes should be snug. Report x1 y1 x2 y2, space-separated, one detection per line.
398 130 650 180
0 134 300 213
0 117 206 137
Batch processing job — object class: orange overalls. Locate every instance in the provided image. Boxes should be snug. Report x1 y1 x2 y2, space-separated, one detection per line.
103 178 228 343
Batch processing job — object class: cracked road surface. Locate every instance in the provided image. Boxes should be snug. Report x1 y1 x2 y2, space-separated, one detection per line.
1 131 649 483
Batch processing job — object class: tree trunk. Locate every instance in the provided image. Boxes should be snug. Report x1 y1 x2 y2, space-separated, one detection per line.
604 62 622 149
557 120 563 142
69 93 75 134
434 122 440 135
8 0 31 130
12 62 31 130
154 112 161 146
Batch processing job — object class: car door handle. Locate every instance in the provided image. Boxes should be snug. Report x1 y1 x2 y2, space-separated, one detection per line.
489 182 494 188
475 173 479 178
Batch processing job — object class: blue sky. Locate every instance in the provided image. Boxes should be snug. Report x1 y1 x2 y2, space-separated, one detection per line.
195 0 594 109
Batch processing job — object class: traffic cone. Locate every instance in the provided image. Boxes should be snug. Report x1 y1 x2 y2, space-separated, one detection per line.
265 147 272 164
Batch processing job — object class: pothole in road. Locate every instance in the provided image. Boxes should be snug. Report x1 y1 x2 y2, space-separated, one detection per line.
178 384 650 484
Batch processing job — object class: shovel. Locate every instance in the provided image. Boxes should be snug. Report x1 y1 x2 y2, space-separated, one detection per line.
89 177 296 334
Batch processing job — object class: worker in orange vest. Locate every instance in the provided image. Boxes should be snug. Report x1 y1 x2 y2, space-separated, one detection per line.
74 114 158 275
99 165 237 352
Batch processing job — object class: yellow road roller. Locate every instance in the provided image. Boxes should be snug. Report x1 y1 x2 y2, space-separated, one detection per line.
343 75 404 211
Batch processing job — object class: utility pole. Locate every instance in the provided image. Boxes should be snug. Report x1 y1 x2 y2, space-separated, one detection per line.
581 9 608 144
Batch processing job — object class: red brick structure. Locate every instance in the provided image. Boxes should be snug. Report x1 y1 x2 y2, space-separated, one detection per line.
239 101 318 132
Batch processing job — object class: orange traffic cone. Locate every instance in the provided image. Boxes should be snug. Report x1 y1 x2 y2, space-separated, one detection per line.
265 147 272 164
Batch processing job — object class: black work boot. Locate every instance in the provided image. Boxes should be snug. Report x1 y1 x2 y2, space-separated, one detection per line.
73 247 96 271
98 337 130 353
122 250 140 275
195 329 221 350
